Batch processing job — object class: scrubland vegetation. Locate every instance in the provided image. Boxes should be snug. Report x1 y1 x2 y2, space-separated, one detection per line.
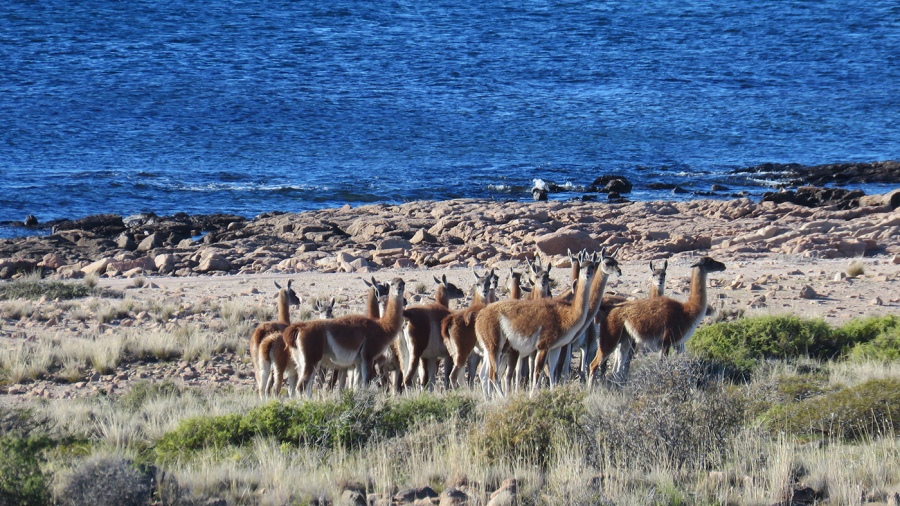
1 277 900 504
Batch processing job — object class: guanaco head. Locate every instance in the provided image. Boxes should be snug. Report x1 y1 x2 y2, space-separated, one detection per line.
691 256 726 273
274 279 302 306
526 255 552 298
649 259 668 297
363 276 390 302
567 248 582 286
472 268 494 304
390 277 406 299
433 274 465 304
313 297 336 319
472 268 493 304
596 247 622 278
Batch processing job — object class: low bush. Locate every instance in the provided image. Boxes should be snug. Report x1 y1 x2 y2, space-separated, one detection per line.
689 316 843 376
475 385 587 468
764 378 900 440
153 391 476 463
842 315 900 361
0 278 92 301
593 357 746 473
53 455 153 506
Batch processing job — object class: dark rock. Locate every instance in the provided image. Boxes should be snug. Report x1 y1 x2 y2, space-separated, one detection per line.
647 182 679 190
393 486 438 503
671 186 690 194
52 214 125 236
735 160 900 186
711 184 729 191
762 186 865 210
592 174 633 193
532 187 548 201
24 215 38 227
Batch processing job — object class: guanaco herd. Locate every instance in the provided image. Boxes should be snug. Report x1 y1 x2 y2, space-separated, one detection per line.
250 250 726 398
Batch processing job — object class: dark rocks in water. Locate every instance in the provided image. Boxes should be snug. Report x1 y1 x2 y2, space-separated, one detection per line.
591 175 633 194
735 160 900 186
606 191 629 203
647 182 678 190
51 214 126 236
711 184 729 191
763 186 865 210
24 215 38 227
532 186 548 201
670 186 690 194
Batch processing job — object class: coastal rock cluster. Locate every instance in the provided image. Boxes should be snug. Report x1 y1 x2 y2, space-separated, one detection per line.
1 190 898 280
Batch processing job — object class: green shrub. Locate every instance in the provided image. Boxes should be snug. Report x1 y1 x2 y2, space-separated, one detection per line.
849 333 900 361
154 414 245 462
0 435 52 506
153 391 477 463
689 316 837 376
475 386 586 468
841 315 900 361
764 378 900 440
0 278 92 301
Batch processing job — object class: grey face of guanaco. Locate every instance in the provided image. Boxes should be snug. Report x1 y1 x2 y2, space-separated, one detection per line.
434 274 466 300
691 256 726 273
274 279 302 306
314 297 335 319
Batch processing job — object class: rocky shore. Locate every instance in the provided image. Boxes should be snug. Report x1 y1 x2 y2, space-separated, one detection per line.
1 187 899 280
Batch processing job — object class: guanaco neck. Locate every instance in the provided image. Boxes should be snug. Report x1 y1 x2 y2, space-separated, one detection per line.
377 286 405 340
366 287 380 319
435 284 450 308
586 267 611 318
509 275 522 300
686 266 709 320
565 265 594 328
277 289 291 324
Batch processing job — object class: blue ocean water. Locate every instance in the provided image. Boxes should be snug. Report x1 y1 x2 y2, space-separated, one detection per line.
1 0 898 236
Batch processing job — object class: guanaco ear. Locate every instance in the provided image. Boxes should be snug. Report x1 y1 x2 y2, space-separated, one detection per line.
442 274 448 285
274 281 282 290
329 297 336 307
649 260 655 271
433 275 441 285
662 259 668 270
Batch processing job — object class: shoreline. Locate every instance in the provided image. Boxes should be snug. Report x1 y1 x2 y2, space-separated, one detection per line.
0 189 898 281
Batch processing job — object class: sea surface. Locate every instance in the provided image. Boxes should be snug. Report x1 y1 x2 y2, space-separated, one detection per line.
2 0 899 237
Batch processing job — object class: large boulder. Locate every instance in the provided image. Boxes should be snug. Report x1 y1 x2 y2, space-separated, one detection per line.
534 228 601 256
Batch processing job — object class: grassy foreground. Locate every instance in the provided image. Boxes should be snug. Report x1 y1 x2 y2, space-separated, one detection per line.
3 355 900 505
1 274 900 504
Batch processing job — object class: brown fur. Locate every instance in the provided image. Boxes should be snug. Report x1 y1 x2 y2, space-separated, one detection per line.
476 259 596 396
554 249 622 383
250 280 300 397
401 275 464 388
285 277 406 393
589 256 725 384
440 269 493 388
